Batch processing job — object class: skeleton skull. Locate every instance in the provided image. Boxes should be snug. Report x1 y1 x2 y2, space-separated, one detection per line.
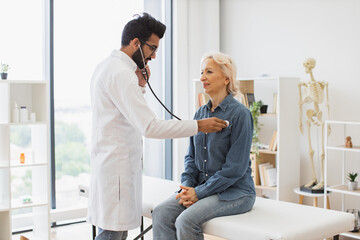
303 58 316 73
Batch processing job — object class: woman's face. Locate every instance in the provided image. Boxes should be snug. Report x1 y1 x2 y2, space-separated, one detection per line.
200 58 229 97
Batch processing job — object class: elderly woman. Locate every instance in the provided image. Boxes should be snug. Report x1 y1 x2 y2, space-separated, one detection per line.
152 52 256 240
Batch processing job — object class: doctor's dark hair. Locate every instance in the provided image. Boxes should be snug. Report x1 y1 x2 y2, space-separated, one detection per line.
121 13 166 46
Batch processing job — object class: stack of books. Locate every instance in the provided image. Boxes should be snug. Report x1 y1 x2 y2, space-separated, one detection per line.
237 93 255 108
235 80 255 108
273 93 278 114
258 162 277 187
269 131 278 151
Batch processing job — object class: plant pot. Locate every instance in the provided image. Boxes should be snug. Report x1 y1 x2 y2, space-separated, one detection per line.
1 73 8 80
348 181 358 190
260 105 268 114
346 209 360 232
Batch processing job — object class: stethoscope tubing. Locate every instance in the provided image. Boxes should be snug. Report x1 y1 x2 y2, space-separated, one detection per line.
138 45 182 120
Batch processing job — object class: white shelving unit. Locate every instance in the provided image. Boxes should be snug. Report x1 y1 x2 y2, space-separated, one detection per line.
194 76 300 203
324 120 360 239
0 80 50 240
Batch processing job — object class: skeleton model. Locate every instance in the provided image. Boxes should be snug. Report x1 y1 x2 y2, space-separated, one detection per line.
298 58 330 190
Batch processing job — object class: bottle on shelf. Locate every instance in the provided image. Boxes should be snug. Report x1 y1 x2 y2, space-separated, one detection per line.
30 112 36 122
20 153 25 164
19 106 28 123
13 102 19 123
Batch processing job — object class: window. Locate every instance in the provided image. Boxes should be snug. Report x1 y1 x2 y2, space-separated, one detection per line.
1 0 172 225
53 0 172 212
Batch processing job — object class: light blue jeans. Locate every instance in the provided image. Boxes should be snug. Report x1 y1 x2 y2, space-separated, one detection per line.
152 194 255 240
95 227 128 240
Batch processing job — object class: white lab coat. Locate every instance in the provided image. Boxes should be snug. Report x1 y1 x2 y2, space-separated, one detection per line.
87 50 197 231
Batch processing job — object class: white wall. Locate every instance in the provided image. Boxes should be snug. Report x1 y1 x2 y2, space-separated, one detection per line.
174 0 360 209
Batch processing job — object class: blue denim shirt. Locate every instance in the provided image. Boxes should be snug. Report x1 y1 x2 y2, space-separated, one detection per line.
181 94 255 201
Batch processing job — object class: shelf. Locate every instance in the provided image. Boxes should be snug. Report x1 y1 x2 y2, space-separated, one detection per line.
324 119 360 238
11 200 47 209
327 185 360 197
0 205 9 212
326 145 360 153
10 162 47 168
237 76 280 81
0 48 49 237
258 149 277 155
0 80 46 84
255 185 277 191
260 113 276 117
327 120 360 125
0 122 47 126
340 231 360 239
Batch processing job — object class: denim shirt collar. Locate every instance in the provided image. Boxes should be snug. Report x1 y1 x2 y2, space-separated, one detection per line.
205 94 233 111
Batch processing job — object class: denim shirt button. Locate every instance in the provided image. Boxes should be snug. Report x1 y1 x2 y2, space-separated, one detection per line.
204 159 207 163
204 146 207 150
205 174 208 176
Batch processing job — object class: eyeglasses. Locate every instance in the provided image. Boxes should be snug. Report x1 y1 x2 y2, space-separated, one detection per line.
140 40 158 56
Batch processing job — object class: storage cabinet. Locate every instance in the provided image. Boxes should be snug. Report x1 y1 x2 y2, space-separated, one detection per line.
194 76 300 202
0 80 50 240
324 120 360 239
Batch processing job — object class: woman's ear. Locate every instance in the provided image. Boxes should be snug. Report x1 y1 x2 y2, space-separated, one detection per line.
225 77 230 86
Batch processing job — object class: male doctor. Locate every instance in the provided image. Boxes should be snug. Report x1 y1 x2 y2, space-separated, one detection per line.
87 13 227 240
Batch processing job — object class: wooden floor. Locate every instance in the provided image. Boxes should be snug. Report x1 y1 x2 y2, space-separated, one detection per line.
13 219 226 240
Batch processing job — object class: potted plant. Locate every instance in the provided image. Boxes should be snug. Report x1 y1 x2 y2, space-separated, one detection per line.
1 63 10 80
347 172 358 190
250 100 263 154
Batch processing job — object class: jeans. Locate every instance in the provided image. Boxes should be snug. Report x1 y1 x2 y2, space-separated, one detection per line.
95 227 128 240
152 194 255 240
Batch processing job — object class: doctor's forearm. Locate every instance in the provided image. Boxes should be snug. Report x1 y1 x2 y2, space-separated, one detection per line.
197 117 227 133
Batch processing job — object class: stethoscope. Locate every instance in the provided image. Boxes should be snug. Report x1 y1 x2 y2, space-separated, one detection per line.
138 44 182 120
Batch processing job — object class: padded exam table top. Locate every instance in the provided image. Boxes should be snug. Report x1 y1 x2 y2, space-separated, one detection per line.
142 176 353 240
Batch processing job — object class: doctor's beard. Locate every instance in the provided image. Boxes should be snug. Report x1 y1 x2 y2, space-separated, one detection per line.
132 49 145 69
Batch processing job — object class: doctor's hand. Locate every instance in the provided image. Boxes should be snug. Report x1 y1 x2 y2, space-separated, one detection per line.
136 65 151 87
176 186 198 208
197 117 227 133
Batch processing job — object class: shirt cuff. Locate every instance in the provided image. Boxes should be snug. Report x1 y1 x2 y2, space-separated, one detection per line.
181 180 195 188
139 85 146 94
194 185 207 200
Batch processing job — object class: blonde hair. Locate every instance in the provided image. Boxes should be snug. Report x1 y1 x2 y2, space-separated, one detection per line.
200 52 238 95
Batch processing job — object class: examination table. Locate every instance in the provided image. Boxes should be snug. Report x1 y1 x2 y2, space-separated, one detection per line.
138 176 354 240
